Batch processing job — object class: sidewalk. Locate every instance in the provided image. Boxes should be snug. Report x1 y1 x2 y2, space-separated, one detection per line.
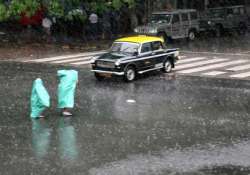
0 30 113 61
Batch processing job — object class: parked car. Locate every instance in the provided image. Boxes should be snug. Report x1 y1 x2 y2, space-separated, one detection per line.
199 5 248 36
134 9 199 41
91 35 179 82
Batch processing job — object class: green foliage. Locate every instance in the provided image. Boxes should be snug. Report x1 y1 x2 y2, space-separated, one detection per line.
46 0 64 18
65 9 87 22
112 0 136 10
8 0 40 17
90 1 108 14
0 3 9 21
0 0 138 22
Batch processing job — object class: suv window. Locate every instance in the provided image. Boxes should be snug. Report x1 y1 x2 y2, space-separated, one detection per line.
152 41 163 51
232 8 240 14
239 7 245 15
141 42 152 53
190 12 198 20
181 13 188 21
172 14 180 24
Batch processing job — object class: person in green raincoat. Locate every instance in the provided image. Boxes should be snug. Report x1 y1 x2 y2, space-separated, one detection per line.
57 70 78 116
30 78 50 118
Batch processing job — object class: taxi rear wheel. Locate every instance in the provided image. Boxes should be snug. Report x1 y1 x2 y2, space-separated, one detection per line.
124 66 136 82
94 73 104 81
162 60 172 73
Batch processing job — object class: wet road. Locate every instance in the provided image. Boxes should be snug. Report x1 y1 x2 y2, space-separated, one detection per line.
1 61 250 175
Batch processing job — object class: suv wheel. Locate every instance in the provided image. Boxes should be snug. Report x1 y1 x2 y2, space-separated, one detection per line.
188 30 196 41
162 60 172 73
124 66 136 82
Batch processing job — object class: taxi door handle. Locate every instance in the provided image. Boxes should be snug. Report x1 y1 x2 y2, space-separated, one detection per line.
151 52 156 56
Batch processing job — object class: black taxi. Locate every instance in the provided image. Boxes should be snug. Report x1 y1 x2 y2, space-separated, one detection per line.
91 36 179 82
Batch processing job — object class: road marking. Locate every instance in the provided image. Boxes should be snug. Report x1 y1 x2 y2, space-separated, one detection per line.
181 50 250 57
25 51 106 62
175 58 227 70
202 71 226 76
178 60 249 74
230 72 250 78
177 57 207 64
70 60 92 65
226 64 250 71
52 56 92 63
179 56 186 59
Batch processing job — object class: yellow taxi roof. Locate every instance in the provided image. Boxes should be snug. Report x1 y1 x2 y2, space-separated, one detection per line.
115 36 164 44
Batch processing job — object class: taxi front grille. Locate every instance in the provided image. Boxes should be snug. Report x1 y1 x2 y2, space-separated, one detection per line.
96 61 115 68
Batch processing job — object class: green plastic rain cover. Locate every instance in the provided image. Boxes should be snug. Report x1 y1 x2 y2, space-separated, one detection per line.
30 78 50 118
57 70 78 109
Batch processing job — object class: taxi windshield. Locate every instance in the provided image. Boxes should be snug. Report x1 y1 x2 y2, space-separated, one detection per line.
111 42 139 55
150 14 171 24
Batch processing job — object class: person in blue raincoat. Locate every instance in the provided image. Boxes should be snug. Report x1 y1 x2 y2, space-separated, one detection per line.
57 70 78 116
30 78 50 118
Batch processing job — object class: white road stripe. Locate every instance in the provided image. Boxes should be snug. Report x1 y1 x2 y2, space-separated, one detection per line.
25 51 106 62
230 72 250 78
70 60 92 65
177 57 207 64
202 71 226 76
179 56 186 59
175 58 227 70
227 64 250 71
52 56 92 63
178 60 249 74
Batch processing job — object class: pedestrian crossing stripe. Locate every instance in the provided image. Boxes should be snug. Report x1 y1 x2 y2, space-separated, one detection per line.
230 71 250 78
23 52 250 80
25 50 106 63
70 60 92 65
52 56 92 64
175 58 227 71
178 60 249 74
202 71 226 76
226 64 250 71
177 57 207 64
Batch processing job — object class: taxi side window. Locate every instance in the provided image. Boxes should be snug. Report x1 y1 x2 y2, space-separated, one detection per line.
152 41 163 51
141 42 152 53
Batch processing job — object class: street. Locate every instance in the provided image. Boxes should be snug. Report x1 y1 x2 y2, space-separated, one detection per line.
24 34 250 80
1 34 250 175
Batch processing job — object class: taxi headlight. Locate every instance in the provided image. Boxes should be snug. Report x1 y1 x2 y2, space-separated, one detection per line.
134 28 138 33
115 60 121 66
208 21 212 25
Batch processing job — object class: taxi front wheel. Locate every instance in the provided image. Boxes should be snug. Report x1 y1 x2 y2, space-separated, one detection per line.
124 66 136 82
162 60 172 73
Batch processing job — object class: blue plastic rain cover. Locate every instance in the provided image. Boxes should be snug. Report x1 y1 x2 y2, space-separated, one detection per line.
57 70 78 109
30 78 50 118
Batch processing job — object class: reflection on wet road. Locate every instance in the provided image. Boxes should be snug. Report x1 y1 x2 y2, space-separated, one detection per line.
1 62 250 174
58 118 78 161
89 140 250 175
32 119 51 159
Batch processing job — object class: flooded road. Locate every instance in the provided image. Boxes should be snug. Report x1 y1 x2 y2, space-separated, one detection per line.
1 62 250 175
